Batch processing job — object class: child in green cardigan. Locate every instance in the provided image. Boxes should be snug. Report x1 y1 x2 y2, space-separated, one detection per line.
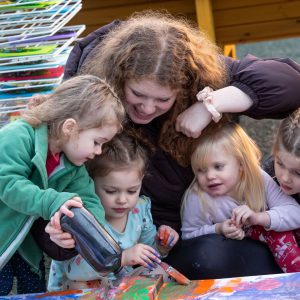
0 75 125 295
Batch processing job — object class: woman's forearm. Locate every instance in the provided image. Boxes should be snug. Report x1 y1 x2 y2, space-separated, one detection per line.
212 86 253 114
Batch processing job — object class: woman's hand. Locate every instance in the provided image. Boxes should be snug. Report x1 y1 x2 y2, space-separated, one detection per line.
155 225 179 254
45 222 76 248
216 219 245 240
175 86 253 138
121 244 161 269
51 196 83 230
176 102 212 138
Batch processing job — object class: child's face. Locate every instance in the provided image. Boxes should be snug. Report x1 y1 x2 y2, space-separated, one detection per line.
61 123 118 166
195 145 241 198
94 166 143 225
274 147 300 195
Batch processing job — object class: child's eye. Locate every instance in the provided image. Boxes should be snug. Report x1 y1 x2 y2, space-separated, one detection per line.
294 171 300 177
275 159 283 167
215 164 224 170
105 190 116 194
128 190 138 195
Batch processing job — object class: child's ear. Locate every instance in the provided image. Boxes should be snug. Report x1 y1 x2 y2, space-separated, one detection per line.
62 118 77 137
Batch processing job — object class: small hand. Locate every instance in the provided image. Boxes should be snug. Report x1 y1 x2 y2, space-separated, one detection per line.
51 196 83 230
219 219 245 240
175 102 212 138
156 225 179 249
232 205 256 227
45 222 75 248
121 244 161 269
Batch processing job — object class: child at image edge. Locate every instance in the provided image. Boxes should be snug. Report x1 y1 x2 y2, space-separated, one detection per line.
263 108 300 254
181 121 300 273
0 75 125 295
48 133 179 291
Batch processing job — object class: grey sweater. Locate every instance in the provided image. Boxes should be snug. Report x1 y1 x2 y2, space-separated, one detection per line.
181 170 300 240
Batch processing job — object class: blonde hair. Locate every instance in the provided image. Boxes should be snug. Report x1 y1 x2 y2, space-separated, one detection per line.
80 10 227 166
85 132 150 179
22 75 125 139
190 122 265 212
272 108 300 157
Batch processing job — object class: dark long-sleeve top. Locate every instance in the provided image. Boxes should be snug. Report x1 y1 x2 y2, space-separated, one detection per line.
35 21 300 260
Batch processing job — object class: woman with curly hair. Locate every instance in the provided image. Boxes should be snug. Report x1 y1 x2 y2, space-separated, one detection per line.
44 11 300 279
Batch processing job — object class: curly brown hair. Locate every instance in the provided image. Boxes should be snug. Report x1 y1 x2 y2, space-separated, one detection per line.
80 10 227 166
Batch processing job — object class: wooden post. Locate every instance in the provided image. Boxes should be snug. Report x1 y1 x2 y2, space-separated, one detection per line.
223 44 236 59
194 0 236 58
195 0 216 42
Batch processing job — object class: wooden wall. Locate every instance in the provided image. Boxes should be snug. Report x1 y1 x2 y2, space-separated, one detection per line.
68 0 300 45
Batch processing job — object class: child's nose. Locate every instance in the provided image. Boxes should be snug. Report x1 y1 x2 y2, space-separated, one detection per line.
206 169 216 180
281 171 291 183
117 194 127 204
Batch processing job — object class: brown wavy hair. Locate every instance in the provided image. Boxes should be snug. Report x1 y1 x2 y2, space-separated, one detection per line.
80 10 227 165
272 108 300 157
85 130 152 179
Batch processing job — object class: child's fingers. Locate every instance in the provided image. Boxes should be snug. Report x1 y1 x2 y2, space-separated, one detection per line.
161 228 170 246
72 196 83 204
61 199 83 217
158 226 178 247
241 212 250 225
59 205 73 218
51 212 62 230
59 203 76 218
229 227 245 240
168 235 175 247
51 235 75 248
142 253 160 269
167 230 179 247
143 245 161 264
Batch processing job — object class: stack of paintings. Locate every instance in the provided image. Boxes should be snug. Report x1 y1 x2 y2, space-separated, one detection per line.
0 0 85 127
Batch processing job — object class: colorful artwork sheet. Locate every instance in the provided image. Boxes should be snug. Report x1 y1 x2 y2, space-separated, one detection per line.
1 25 81 46
0 0 62 19
0 0 83 128
0 66 64 81
0 88 54 100
0 25 85 65
0 0 69 23
0 45 58 57
0 48 70 73
0 77 62 92
0 0 81 41
0 272 300 299
113 275 163 300
0 1 61 12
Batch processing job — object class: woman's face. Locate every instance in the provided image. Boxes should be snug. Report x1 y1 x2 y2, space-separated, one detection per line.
123 78 178 124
